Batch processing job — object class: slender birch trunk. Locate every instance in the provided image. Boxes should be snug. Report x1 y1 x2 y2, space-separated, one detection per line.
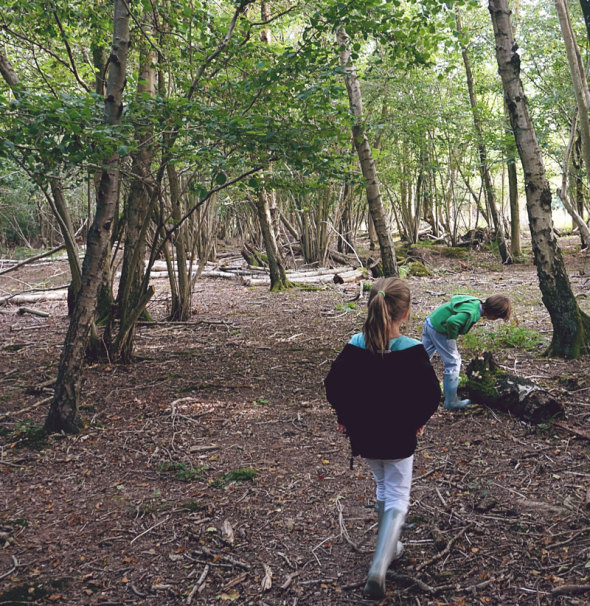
337 27 397 276
555 0 590 185
457 11 512 264
110 31 157 360
46 0 131 432
489 0 590 358
254 0 290 290
559 114 590 248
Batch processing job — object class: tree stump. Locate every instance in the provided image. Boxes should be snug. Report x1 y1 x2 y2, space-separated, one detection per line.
460 352 565 424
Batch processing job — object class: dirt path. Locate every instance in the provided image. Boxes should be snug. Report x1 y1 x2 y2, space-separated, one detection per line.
1 240 589 605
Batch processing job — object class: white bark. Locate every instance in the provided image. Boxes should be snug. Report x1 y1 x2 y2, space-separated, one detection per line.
554 0 590 185
336 28 397 276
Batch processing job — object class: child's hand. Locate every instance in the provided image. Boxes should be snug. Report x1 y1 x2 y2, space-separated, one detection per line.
337 423 348 435
416 425 425 436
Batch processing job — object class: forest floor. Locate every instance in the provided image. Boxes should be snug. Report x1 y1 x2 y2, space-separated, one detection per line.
0 236 589 606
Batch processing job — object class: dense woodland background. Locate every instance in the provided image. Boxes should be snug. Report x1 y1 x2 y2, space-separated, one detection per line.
1 1 590 603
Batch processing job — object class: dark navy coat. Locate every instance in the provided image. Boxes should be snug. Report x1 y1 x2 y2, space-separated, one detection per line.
324 343 441 459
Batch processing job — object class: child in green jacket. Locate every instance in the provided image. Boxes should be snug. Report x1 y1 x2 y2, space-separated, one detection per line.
422 294 512 410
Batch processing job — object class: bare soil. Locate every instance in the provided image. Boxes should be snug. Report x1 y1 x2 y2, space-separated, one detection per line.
1 238 589 606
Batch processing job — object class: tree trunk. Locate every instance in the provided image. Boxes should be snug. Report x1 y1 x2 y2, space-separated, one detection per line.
337 28 397 276
555 0 590 187
507 156 521 255
504 4 521 256
457 11 512 264
48 179 83 313
112 34 157 360
580 0 590 46
255 190 291 291
46 0 131 433
489 0 590 358
572 133 587 231
559 113 590 249
88 41 117 341
253 0 290 290
337 181 355 254
167 164 192 320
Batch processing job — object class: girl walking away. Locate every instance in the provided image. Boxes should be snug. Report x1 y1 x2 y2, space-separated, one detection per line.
422 294 512 411
324 278 441 599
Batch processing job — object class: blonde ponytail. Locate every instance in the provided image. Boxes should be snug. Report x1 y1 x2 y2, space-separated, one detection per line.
363 278 411 353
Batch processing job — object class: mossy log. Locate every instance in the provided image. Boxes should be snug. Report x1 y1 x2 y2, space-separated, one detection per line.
460 352 565 424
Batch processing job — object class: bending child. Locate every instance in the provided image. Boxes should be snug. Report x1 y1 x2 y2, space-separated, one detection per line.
422 294 512 411
324 278 441 599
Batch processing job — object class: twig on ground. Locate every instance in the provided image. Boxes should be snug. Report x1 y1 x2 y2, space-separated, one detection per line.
129 584 146 598
0 396 52 420
335 496 367 553
311 535 335 566
194 545 251 570
435 486 447 508
222 571 248 591
130 515 170 544
0 460 23 468
388 571 438 594
414 525 470 572
0 556 19 581
280 571 300 590
187 564 210 603
550 584 590 597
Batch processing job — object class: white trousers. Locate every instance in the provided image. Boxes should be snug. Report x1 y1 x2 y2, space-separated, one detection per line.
365 455 414 514
422 317 462 376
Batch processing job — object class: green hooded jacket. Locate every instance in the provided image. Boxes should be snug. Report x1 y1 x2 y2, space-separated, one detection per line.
428 295 482 340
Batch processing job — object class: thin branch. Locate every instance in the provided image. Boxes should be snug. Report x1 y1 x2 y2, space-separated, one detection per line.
414 525 470 572
120 0 167 65
130 515 170 544
187 1 257 100
1 23 85 86
0 556 19 581
51 4 90 92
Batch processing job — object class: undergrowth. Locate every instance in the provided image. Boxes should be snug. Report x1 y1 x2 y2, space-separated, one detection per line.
464 323 548 352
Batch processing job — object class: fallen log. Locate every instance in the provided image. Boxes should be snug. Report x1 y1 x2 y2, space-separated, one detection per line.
243 268 364 287
17 307 50 318
0 290 68 305
460 352 565 424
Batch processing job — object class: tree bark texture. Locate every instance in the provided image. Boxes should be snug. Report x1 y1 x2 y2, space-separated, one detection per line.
507 156 521 255
559 114 590 249
579 0 590 64
255 190 291 291
489 0 590 358
113 36 158 357
0 51 20 88
337 28 397 276
167 164 192 321
48 180 83 312
46 0 131 433
506 1 521 256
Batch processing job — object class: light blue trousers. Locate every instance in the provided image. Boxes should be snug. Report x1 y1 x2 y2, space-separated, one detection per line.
421 317 462 376
365 456 413 514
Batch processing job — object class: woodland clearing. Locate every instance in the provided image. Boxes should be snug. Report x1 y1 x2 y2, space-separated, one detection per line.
0 237 589 605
